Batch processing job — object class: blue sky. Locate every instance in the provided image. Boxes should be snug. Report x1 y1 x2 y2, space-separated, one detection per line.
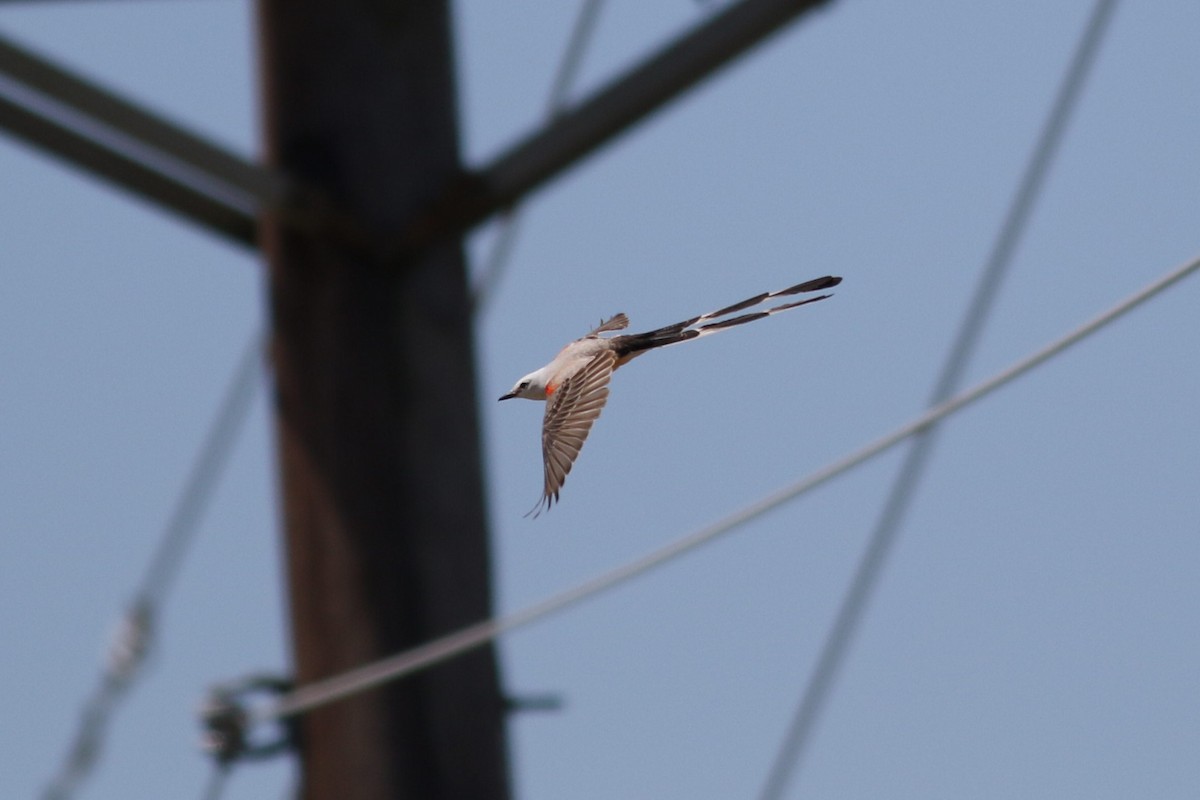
3 2 1198 798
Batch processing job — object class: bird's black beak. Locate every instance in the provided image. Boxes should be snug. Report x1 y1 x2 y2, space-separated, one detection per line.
498 391 516 401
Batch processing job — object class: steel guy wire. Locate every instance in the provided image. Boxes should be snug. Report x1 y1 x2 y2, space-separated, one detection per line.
471 0 606 311
246 248 1200 727
542 0 606 121
42 333 264 800
756 2 1120 796
137 334 265 607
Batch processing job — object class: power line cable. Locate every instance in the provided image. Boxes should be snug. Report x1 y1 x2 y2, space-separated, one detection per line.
543 0 606 121
235 246 1199 729
42 334 264 800
471 0 606 310
135 334 265 609
756 3 1119 796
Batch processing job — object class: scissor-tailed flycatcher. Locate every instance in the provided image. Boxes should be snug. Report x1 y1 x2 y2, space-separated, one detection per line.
501 275 842 516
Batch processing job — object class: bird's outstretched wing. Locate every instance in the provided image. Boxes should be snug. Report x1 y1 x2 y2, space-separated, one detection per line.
528 350 618 517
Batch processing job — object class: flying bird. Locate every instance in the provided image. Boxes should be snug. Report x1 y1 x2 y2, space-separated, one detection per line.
500 275 842 516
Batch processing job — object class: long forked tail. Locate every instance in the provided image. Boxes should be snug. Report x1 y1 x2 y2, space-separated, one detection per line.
614 275 841 357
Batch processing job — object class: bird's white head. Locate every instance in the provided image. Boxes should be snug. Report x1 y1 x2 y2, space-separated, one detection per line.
499 367 550 401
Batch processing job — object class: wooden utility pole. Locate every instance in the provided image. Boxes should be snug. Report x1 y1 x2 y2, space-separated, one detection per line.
257 2 511 799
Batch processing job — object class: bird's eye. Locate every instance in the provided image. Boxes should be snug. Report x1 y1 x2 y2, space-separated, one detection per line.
519 381 530 390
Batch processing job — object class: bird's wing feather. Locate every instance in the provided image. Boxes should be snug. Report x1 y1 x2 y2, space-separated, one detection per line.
528 350 617 517
586 313 629 336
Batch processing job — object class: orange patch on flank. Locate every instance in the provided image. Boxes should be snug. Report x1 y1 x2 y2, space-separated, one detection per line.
545 382 557 396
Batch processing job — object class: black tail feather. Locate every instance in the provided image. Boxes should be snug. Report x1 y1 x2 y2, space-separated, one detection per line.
612 284 838 358
621 275 841 343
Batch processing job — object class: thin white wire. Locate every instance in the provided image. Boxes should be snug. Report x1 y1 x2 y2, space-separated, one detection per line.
43 334 263 800
256 250 1200 725
470 0 605 310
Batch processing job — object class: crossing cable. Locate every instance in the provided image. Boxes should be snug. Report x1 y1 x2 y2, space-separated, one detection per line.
42 334 264 800
471 0 606 310
231 248 1200 729
756 2 1120 796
